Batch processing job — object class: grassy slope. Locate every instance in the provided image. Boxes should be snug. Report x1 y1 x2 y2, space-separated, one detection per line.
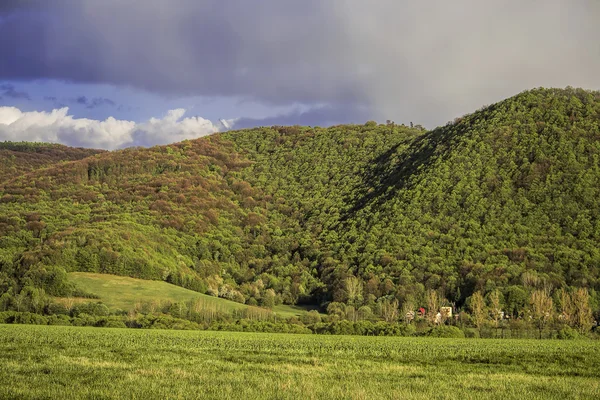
67 272 314 317
68 272 247 312
1 324 599 399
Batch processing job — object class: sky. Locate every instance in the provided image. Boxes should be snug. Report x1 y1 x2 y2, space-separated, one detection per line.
1 0 599 149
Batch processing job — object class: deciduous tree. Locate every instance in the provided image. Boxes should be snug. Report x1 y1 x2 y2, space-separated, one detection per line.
530 290 553 339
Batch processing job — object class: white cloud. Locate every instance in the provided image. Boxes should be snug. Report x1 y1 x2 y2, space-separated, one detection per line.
0 106 230 149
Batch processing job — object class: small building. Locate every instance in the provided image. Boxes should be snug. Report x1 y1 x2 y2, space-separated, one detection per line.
440 307 452 318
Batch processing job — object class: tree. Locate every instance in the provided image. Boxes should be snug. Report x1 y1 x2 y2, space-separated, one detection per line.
357 305 373 321
13 290 29 313
488 290 503 338
301 310 322 324
504 286 528 318
571 288 593 334
262 289 276 309
470 291 486 334
345 305 356 322
426 289 441 325
530 290 553 339
380 298 399 323
345 276 363 307
488 290 503 328
169 302 188 319
326 302 346 321
556 288 574 326
401 298 415 324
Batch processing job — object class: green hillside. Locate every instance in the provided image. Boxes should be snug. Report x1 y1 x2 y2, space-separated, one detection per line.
225 88 600 308
0 141 104 183
1 87 600 321
323 88 600 305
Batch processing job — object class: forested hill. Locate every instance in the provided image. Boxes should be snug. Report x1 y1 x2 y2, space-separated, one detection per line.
1 87 599 315
0 142 105 183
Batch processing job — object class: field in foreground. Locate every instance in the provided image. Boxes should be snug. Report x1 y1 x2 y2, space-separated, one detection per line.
67 272 314 317
1 325 599 399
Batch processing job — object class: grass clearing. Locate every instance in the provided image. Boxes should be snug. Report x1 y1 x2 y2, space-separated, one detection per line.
272 304 322 318
68 272 248 312
1 324 599 399
67 272 318 317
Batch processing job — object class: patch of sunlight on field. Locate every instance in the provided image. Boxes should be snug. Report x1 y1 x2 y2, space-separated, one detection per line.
272 304 323 317
66 272 248 312
66 272 322 317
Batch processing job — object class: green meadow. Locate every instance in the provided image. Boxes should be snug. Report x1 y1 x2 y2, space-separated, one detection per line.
66 272 315 318
1 324 599 399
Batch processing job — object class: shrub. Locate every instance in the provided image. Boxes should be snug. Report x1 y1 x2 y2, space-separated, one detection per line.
15 312 48 325
0 311 17 323
300 310 322 325
462 328 479 338
47 303 69 315
557 326 581 340
427 325 465 338
46 314 72 326
71 302 110 317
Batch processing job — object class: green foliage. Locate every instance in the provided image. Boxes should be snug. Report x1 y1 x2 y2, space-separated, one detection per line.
426 325 466 338
557 326 581 340
70 302 110 317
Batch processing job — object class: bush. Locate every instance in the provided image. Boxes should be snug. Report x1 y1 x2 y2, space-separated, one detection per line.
71 302 110 317
15 312 48 325
71 313 96 326
300 310 322 325
462 328 479 338
46 314 72 326
47 303 69 315
557 326 581 340
427 325 465 338
0 311 17 323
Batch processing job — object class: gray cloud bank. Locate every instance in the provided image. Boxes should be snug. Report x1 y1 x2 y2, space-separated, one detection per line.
1 0 600 127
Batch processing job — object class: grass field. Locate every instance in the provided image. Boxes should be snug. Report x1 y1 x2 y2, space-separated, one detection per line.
1 324 599 399
67 272 318 317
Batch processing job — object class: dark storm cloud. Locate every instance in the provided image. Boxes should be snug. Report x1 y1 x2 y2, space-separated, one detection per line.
1 0 600 127
0 0 53 14
89 98 116 108
0 83 30 100
0 1 361 106
43 96 66 108
71 96 116 109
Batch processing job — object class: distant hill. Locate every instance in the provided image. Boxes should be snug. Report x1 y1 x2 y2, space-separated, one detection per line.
0 141 105 183
1 87 599 316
